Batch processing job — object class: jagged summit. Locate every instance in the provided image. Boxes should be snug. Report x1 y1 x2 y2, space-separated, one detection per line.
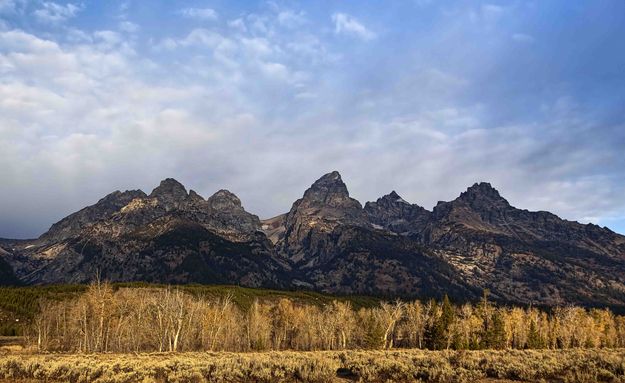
301 171 355 207
149 178 188 198
207 189 243 210
364 190 430 234
149 178 189 211
281 171 366 265
317 170 342 182
455 182 510 212
380 190 411 204
367 191 408 207
387 190 402 199
292 171 363 214
462 182 505 199
188 190 205 203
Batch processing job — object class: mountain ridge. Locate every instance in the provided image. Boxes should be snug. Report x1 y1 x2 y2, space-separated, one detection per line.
1 172 624 308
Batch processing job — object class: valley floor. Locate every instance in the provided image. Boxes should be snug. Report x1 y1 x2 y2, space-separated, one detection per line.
1 347 624 383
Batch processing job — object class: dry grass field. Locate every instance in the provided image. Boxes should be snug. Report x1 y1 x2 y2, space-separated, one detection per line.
0 348 624 383
3 284 625 382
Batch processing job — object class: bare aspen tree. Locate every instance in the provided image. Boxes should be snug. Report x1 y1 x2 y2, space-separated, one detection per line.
34 300 54 352
379 300 405 349
401 300 426 348
246 299 271 350
332 301 355 349
30 286 625 353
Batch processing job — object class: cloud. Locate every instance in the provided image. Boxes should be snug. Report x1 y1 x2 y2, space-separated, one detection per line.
0 28 241 236
277 10 306 28
228 18 246 32
331 13 376 41
119 21 139 34
177 7 218 21
178 28 234 51
33 2 82 24
0 0 17 14
1 2 625 239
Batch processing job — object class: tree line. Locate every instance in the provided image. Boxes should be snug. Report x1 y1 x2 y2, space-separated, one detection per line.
32 282 625 353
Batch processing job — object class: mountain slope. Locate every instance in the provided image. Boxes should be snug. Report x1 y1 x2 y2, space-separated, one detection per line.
0 245 19 285
421 182 625 306
3 179 285 287
270 172 479 298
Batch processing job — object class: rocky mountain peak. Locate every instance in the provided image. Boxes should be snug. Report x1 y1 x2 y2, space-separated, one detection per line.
150 178 187 198
431 182 510 222
149 178 188 210
463 182 502 198
387 190 402 199
188 190 205 203
380 191 411 205
40 189 147 241
207 189 242 210
99 189 147 204
280 171 367 265
301 171 358 209
364 191 430 234
449 182 509 210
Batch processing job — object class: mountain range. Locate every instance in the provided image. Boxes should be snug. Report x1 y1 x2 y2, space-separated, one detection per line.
1 171 624 308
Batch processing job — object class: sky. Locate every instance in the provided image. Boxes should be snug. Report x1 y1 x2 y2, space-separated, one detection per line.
0 0 624 238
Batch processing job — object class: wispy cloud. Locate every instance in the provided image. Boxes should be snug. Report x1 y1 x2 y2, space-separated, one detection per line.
119 21 139 33
277 10 306 28
331 13 376 41
33 2 82 24
177 7 218 21
228 18 246 32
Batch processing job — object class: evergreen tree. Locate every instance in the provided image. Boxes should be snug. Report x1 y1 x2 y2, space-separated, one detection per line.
425 295 456 349
477 289 492 349
526 319 543 349
361 312 385 349
484 310 506 349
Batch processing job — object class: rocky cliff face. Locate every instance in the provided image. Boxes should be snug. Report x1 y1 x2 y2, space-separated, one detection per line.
267 174 481 297
420 182 625 306
40 189 147 242
2 172 625 308
280 171 367 266
364 191 430 235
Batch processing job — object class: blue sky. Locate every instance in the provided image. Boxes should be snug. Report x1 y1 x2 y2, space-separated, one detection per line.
0 0 624 238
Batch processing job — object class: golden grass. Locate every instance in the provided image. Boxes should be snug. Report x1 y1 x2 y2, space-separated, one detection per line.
0 349 624 383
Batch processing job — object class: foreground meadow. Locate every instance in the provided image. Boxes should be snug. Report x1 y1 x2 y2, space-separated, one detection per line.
1 349 625 383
